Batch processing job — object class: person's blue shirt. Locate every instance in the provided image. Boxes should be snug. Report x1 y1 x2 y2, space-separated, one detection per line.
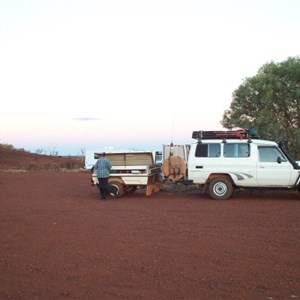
94 157 112 178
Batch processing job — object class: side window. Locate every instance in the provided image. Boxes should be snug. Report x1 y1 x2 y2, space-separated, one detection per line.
224 143 250 157
195 143 220 157
259 146 287 162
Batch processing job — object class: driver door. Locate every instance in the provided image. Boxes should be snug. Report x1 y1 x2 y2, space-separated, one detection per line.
256 146 292 186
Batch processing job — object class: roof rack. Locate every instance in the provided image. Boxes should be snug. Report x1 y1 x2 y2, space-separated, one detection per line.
192 128 259 140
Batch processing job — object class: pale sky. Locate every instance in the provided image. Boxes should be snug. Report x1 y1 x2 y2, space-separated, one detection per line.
1 0 299 155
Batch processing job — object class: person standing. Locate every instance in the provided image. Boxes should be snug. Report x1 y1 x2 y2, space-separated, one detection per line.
94 152 112 199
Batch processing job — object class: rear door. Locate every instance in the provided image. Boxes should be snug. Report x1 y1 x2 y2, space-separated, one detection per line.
188 143 221 183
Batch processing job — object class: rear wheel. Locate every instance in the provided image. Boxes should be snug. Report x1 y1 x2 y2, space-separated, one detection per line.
208 177 233 200
109 181 124 198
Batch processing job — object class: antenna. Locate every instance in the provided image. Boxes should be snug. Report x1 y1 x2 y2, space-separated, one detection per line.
170 141 174 156
170 111 175 144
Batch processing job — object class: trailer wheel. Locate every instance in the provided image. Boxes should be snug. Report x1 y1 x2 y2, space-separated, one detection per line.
109 181 124 198
124 185 137 194
208 177 233 200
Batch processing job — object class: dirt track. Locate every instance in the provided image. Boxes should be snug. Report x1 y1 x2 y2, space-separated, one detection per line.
0 171 299 300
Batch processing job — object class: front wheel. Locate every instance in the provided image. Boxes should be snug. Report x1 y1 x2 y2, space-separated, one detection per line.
208 178 233 200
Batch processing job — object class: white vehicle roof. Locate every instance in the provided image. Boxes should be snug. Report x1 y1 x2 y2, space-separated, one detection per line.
194 139 278 146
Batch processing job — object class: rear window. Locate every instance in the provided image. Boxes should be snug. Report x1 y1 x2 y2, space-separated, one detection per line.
224 143 250 157
195 144 221 157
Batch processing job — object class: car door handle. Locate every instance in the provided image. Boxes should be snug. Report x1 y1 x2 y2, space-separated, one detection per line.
196 166 203 169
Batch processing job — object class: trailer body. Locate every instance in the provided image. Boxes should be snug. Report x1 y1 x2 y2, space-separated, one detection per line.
91 150 162 197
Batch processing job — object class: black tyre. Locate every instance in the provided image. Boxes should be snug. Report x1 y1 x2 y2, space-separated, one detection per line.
124 185 137 194
208 177 233 200
109 181 124 198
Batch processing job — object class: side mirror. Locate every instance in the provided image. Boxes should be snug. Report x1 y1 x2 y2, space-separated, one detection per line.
277 157 282 164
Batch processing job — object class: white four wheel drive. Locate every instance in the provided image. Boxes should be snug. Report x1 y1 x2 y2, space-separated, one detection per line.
162 129 300 200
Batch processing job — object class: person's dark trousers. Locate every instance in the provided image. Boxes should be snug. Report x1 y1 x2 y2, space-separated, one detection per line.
98 177 109 199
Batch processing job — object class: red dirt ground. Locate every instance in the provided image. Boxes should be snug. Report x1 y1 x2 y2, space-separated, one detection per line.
0 170 299 300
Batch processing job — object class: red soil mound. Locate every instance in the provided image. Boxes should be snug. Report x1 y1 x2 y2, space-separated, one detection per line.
0 145 83 171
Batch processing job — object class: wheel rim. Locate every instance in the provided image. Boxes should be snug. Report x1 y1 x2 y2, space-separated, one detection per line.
124 186 136 193
109 181 124 197
213 182 228 197
111 184 120 194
